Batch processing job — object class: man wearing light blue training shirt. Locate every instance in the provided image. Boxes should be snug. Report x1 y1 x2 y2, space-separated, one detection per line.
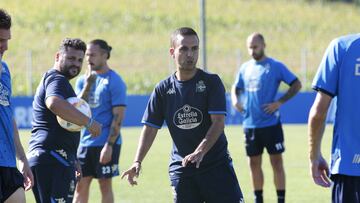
74 39 127 203
0 9 33 203
309 34 360 203
231 33 302 203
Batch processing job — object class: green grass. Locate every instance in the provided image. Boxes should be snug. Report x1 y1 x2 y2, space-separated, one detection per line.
2 0 360 95
19 125 333 202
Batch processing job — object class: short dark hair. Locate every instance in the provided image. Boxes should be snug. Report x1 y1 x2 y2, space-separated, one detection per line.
0 9 11 29
170 27 199 47
89 39 112 59
248 32 265 44
59 38 86 53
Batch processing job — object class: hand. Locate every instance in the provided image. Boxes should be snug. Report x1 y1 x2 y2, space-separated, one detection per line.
88 120 102 137
99 143 113 164
18 158 34 191
263 101 281 114
121 162 141 186
232 101 244 113
75 160 82 182
182 150 205 168
310 155 331 187
85 69 97 85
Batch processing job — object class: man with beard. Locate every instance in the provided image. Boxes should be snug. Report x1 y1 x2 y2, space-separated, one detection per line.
73 39 127 203
122 27 244 203
28 38 102 203
231 33 301 203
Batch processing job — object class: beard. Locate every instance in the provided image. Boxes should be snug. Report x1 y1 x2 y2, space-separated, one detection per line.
252 51 265 61
60 65 80 79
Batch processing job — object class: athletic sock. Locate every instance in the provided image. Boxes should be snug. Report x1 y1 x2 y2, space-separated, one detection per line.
277 190 285 203
254 190 263 203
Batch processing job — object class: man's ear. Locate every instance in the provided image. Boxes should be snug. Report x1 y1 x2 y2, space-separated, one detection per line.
55 52 60 62
169 47 175 58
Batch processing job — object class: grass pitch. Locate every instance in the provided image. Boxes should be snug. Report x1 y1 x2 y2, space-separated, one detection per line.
20 124 332 202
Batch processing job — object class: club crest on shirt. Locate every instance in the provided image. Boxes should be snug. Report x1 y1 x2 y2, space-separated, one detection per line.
173 105 203 129
0 82 10 106
195 80 206 92
264 63 270 74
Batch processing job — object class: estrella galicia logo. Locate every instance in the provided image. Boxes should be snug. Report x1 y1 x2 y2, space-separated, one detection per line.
173 105 203 129
196 80 206 92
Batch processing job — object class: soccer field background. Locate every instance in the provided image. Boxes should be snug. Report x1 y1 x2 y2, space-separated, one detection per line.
20 125 332 203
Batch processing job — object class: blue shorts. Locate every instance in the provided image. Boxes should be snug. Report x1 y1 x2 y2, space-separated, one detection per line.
244 123 285 156
77 145 121 179
170 162 244 203
31 164 76 203
331 174 360 203
0 166 24 202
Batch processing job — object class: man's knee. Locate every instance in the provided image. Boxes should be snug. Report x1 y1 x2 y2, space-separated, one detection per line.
270 155 284 173
5 187 25 203
249 156 262 170
98 178 113 194
76 177 92 192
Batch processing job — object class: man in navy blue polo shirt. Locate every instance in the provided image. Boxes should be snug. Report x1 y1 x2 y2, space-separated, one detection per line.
28 38 102 203
121 27 244 203
309 34 360 203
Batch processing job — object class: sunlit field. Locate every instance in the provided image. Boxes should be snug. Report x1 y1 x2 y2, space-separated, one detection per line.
3 0 360 94
19 125 332 203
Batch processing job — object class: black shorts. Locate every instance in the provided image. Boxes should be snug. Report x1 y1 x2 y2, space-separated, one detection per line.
331 174 360 203
244 123 285 156
77 145 121 179
0 166 24 203
170 162 244 203
31 164 76 203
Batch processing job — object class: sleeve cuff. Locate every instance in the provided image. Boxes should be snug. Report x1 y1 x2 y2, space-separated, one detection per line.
45 94 64 100
289 78 298 86
208 111 227 116
112 104 127 107
141 121 162 129
312 86 335 98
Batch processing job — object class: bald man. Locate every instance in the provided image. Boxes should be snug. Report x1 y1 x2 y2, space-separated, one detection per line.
231 33 302 203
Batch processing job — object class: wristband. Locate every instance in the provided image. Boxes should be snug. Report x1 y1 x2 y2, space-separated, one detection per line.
134 160 141 165
85 118 94 129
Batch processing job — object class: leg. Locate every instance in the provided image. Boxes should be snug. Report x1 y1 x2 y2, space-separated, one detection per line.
265 124 286 203
73 176 93 203
198 162 244 203
31 165 52 203
4 188 25 203
249 155 264 190
171 177 202 203
0 167 25 203
244 127 264 203
98 178 114 203
270 154 285 190
51 164 77 203
331 174 360 203
94 145 121 203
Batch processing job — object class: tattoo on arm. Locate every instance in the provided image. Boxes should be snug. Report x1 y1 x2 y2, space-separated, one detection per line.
107 113 121 145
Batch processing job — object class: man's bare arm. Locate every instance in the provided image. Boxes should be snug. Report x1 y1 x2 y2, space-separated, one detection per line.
182 114 225 168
